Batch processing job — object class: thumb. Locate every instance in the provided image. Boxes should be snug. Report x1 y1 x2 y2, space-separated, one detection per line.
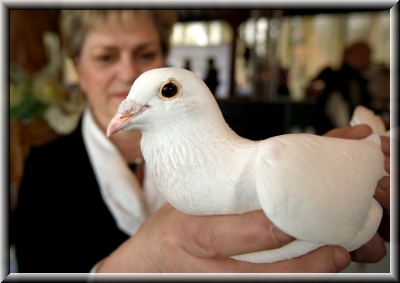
324 124 373 139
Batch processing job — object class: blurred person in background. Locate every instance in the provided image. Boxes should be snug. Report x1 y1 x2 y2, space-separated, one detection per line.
14 10 390 273
183 58 192 71
367 63 391 129
204 57 219 95
307 42 374 135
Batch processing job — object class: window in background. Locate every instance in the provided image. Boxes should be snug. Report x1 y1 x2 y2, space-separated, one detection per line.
171 20 232 46
168 20 233 98
235 11 285 101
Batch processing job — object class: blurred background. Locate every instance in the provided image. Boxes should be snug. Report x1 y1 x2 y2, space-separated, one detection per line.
9 9 391 273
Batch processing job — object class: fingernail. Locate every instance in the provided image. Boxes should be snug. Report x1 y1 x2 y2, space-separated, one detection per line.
332 248 350 272
271 224 294 246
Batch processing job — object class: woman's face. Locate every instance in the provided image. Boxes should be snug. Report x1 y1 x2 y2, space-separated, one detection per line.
75 13 164 131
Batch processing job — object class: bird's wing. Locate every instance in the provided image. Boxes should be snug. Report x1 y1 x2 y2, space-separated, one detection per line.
255 134 386 246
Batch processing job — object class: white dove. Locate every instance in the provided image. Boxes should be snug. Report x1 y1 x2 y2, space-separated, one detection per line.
107 67 388 263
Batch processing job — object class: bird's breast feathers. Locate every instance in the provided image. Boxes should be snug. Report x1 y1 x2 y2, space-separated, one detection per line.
141 131 261 215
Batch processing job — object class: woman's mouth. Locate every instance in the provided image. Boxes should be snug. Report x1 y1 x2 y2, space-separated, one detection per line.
113 92 129 100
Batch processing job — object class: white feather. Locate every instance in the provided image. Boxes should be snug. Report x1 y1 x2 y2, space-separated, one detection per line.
350 105 387 134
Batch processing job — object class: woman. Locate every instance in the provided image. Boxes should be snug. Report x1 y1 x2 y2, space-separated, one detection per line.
14 10 390 273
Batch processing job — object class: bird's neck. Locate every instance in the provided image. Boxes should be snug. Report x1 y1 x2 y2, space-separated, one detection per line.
110 130 143 163
141 117 261 215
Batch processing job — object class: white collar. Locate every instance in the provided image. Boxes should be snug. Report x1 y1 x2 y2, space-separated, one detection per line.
82 107 166 235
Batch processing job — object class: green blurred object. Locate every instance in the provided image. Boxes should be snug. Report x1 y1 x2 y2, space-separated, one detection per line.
10 31 85 135
9 83 26 108
9 61 66 121
32 76 67 105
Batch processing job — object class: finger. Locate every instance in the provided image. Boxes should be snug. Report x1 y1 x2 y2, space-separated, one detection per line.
180 210 295 259
378 221 390 241
195 246 351 273
252 245 351 273
350 233 387 263
324 125 372 139
384 154 390 174
377 174 390 190
374 173 390 241
375 176 390 217
380 136 390 156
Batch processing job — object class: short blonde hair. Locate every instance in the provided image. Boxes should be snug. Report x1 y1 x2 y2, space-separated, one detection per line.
60 10 177 59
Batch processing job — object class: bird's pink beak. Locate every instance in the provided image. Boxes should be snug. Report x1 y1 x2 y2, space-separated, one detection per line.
107 114 134 137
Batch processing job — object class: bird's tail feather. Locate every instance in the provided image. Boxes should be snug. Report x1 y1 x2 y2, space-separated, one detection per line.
350 105 386 135
230 240 324 264
343 198 383 251
350 105 388 146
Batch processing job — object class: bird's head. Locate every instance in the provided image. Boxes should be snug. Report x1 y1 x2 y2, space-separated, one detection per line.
107 67 221 137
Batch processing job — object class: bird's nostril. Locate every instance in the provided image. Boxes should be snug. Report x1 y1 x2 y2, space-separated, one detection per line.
119 114 132 120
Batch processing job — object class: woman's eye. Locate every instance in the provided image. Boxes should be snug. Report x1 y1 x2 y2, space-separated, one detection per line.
140 52 156 60
97 54 113 62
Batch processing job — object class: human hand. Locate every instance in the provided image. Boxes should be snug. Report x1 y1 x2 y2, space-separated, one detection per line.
97 203 350 273
324 124 390 263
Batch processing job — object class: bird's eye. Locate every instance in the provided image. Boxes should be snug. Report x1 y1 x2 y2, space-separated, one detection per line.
157 78 182 100
162 83 177 98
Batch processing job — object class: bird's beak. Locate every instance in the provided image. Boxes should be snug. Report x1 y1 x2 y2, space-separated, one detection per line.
107 114 134 137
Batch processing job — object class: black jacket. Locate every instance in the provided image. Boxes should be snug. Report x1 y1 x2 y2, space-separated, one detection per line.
14 121 129 273
312 64 372 135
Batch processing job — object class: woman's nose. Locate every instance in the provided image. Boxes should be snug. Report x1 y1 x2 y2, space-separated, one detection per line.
119 58 139 85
